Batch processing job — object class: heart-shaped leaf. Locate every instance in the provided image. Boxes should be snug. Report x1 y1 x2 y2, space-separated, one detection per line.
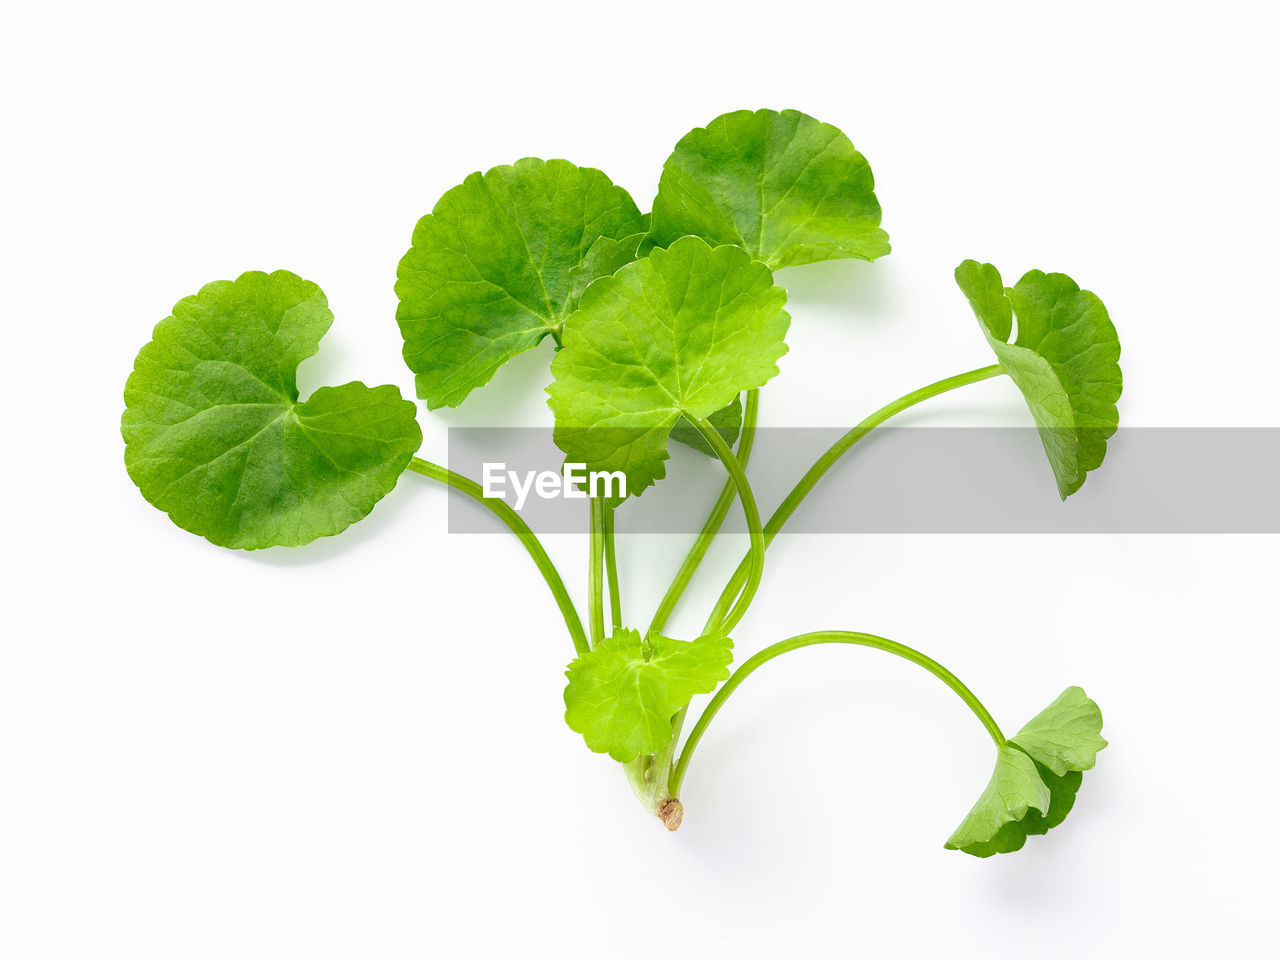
396 158 646 409
122 270 422 549
647 108 890 270
547 236 789 497
564 629 733 763
946 687 1106 857
955 261 1122 498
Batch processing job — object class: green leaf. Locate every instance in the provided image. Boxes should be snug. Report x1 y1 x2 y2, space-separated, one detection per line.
563 629 733 763
946 687 1106 857
122 270 422 550
567 231 646 310
564 230 741 459
396 158 646 409
669 395 743 456
1022 764 1084 837
568 235 742 459
647 108 890 270
547 236 789 497
1010 686 1108 777
954 260 1122 498
944 745 1050 857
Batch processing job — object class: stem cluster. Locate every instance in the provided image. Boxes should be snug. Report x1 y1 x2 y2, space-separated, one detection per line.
410 364 1008 822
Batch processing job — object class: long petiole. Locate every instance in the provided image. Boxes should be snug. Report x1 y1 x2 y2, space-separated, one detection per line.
588 497 607 648
669 630 1005 797
685 412 766 637
407 457 589 657
602 500 623 633
649 390 760 637
704 364 1005 631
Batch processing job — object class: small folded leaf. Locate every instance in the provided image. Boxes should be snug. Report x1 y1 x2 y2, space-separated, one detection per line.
669 395 743 456
564 630 733 763
396 158 646 409
946 687 1106 857
955 261 1122 498
648 108 890 270
122 270 422 549
1010 686 1108 776
547 236 789 497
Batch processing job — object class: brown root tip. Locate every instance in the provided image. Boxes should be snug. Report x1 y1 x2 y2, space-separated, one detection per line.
658 798 683 831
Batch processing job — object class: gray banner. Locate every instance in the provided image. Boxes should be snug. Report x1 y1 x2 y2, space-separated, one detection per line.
444 427 1280 533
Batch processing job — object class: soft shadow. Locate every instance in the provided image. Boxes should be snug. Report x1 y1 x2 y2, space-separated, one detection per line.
429 340 557 428
781 258 896 319
973 765 1120 921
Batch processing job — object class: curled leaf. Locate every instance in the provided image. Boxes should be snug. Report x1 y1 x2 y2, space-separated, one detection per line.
1010 685 1108 776
564 629 733 763
122 271 422 549
648 108 890 270
396 158 646 409
955 261 1122 498
945 687 1106 857
944 745 1051 857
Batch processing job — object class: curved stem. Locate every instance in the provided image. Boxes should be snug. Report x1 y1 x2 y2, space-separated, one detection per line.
685 412 765 637
649 390 760 637
669 630 1005 797
407 457 589 657
704 365 1005 631
588 497 606 649
602 501 623 633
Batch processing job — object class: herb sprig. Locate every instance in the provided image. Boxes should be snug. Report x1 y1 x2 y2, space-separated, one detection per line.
122 107 1120 855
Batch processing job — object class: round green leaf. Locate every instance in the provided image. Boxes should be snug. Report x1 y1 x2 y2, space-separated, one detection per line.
396 158 647 409
648 108 890 270
547 236 790 497
955 260 1122 498
565 229 743 459
122 270 422 550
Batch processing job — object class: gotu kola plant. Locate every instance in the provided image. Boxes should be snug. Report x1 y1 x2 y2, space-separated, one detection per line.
122 108 1120 855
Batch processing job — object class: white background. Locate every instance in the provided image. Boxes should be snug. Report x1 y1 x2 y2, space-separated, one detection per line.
3 1 1277 956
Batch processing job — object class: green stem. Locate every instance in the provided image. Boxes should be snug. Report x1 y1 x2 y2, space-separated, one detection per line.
669 630 1005 797
602 500 623 633
588 497 606 649
704 364 1005 632
684 412 765 638
630 396 760 817
406 457 589 657
649 390 760 637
